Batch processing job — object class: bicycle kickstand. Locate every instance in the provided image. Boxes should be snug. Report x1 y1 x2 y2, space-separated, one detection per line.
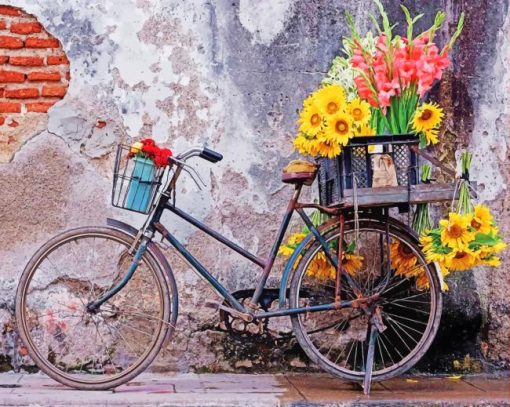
362 323 378 395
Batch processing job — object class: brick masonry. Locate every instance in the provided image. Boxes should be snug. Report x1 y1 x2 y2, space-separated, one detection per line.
0 5 69 124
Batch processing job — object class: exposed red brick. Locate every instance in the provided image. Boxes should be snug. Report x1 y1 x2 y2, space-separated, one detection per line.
10 22 42 35
9 56 44 66
65 71 71 81
28 71 61 81
0 6 21 16
0 35 23 49
0 70 24 83
42 85 67 97
26 101 55 113
8 119 18 127
25 37 59 48
5 88 39 99
0 88 3 97
0 102 21 113
0 56 8 65
47 55 69 65
0 20 6 30
96 120 107 128
0 116 4 125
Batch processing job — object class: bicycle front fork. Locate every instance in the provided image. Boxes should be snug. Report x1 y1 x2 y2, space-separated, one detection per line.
86 236 150 313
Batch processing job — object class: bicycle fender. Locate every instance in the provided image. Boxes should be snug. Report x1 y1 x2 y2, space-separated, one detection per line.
106 218 179 346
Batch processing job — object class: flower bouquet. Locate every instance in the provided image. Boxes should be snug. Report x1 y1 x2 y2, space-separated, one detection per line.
125 139 172 212
284 2 506 287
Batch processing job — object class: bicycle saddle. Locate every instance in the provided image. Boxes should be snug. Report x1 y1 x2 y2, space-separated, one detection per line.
281 159 318 186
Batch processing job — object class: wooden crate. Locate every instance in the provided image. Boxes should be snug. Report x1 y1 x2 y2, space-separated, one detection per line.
331 182 476 208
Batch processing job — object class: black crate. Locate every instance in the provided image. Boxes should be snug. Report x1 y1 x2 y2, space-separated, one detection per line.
317 134 420 207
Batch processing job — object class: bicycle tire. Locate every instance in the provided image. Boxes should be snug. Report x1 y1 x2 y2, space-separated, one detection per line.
16 226 177 390
289 218 442 382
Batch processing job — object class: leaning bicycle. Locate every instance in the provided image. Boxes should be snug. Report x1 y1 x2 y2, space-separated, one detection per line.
16 136 449 392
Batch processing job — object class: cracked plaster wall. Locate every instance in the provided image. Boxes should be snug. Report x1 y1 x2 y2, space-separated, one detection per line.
0 0 509 373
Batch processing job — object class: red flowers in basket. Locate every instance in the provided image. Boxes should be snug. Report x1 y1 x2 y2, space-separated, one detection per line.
128 138 172 168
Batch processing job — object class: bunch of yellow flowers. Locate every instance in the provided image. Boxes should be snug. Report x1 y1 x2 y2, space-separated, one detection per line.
420 205 506 273
411 102 444 146
293 84 375 158
279 231 364 280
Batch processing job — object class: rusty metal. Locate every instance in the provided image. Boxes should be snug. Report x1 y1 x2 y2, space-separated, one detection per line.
294 202 341 216
335 214 345 305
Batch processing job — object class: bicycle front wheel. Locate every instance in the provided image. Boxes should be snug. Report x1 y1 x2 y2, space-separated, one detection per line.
16 227 176 390
289 218 442 382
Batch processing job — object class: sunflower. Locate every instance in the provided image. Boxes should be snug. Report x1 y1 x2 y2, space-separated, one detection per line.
288 232 307 246
347 97 371 126
314 85 347 116
355 123 376 137
439 212 475 249
470 204 494 234
307 253 335 280
424 128 439 145
479 254 501 267
390 241 420 278
278 245 294 256
314 140 341 158
298 103 324 136
415 269 429 290
446 248 478 271
324 113 354 146
342 253 364 276
412 102 444 132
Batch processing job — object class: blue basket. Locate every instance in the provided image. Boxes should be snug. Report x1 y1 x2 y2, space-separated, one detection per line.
126 157 157 212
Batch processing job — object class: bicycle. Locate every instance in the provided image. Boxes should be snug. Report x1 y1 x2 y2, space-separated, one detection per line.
16 140 443 393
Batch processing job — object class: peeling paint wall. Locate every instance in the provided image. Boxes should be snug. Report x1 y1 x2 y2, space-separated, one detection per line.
0 0 508 373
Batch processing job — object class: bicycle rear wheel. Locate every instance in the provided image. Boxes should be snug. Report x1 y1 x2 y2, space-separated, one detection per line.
16 227 176 390
289 218 442 382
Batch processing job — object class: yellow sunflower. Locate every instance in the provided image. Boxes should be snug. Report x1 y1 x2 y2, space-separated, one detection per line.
439 212 475 249
324 113 354 146
424 128 439 145
390 241 419 278
342 253 364 276
415 269 429 290
412 102 444 132
479 254 501 267
298 103 324 136
355 123 376 137
278 245 294 256
314 85 347 116
446 248 478 271
347 98 371 126
288 232 307 246
307 253 335 280
470 204 493 234
315 140 341 158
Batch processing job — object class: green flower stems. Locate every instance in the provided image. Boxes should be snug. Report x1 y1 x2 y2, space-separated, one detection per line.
457 151 473 214
412 164 432 234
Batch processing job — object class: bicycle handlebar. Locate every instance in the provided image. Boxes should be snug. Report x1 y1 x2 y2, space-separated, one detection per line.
175 145 223 164
200 147 223 163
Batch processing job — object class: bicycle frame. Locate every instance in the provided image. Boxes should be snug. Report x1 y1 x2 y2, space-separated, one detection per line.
89 168 366 319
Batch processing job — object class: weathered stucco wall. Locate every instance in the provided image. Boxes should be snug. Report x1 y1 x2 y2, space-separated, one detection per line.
0 0 508 373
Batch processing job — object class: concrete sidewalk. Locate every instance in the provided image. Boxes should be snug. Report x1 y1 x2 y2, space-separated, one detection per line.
0 372 508 406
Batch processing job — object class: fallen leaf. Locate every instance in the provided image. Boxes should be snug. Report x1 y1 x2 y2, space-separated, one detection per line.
448 375 462 380
406 379 418 383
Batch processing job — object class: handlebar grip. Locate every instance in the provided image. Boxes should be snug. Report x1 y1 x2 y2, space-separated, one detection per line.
200 147 223 163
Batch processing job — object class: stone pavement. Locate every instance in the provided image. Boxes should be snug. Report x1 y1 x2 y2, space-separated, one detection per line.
0 372 508 406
